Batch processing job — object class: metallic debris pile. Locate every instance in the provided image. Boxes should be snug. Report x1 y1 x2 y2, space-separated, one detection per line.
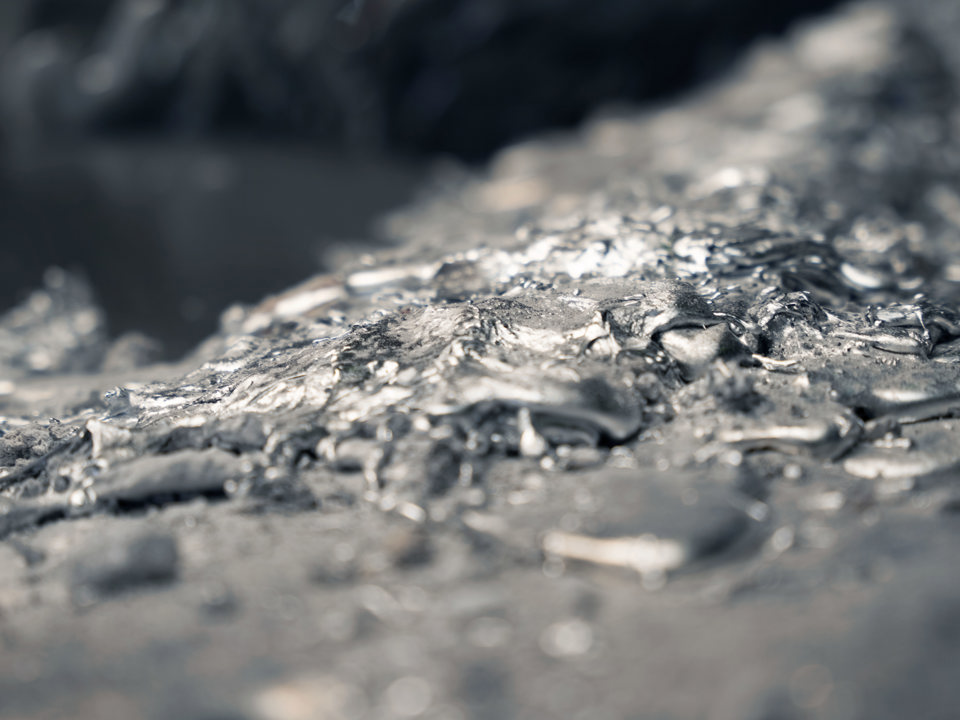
0 4 959 720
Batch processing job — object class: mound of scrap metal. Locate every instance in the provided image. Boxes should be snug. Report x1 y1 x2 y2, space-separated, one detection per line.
0 2 959 719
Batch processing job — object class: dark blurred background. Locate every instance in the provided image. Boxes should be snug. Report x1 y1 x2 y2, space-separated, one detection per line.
0 0 847 357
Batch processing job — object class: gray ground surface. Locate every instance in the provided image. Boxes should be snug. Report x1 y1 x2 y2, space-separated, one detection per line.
1 3 959 719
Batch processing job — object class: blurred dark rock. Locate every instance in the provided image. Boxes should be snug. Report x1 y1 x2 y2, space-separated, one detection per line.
71 532 179 601
0 0 845 159
372 0 846 159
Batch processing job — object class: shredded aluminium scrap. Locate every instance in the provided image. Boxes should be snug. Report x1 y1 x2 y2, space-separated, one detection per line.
1 3 959 719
